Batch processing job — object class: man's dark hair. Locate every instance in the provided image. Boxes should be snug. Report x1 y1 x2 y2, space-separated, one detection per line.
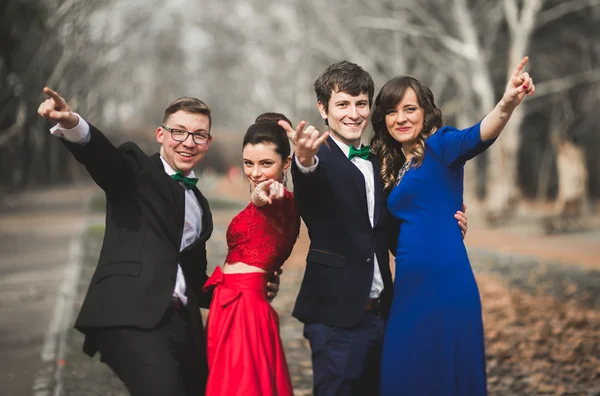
313 61 375 114
162 97 212 131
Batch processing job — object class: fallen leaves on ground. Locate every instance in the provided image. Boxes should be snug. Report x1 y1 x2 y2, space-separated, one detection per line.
479 274 600 395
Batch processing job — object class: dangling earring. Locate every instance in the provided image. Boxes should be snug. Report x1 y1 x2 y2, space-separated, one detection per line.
282 172 288 188
248 181 253 193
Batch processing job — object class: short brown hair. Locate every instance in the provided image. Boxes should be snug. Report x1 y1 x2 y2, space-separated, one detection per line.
162 97 212 131
314 61 375 114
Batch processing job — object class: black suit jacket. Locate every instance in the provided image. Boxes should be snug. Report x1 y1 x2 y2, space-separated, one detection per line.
62 124 213 361
291 136 397 328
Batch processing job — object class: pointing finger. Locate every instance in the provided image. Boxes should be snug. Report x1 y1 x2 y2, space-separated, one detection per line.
262 179 275 191
43 87 66 107
512 56 529 77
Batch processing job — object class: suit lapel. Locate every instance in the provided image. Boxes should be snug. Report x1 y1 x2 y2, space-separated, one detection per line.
370 153 383 227
150 154 186 245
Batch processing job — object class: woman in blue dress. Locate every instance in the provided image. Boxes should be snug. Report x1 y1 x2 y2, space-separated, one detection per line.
371 57 535 395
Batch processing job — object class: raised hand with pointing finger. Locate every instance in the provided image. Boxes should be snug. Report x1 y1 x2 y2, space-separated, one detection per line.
480 56 535 141
37 87 79 129
502 56 535 109
252 179 286 206
278 120 329 168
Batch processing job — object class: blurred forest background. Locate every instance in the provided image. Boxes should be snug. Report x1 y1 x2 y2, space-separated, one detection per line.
1 0 599 224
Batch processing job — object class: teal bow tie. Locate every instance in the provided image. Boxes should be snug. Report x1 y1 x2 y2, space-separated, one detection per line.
348 145 370 160
171 171 198 190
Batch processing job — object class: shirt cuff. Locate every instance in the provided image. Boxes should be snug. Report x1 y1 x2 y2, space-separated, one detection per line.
50 113 90 144
294 155 319 174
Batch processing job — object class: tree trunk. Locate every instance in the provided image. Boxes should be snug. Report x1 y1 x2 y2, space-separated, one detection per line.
484 107 524 223
483 0 542 224
554 139 588 217
542 137 588 233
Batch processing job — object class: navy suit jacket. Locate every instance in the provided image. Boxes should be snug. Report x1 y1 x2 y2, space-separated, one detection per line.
291 136 397 327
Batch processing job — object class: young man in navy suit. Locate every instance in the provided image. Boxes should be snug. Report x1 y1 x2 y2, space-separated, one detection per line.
279 61 467 395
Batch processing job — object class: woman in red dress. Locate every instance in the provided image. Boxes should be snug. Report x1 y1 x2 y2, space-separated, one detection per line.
203 114 302 396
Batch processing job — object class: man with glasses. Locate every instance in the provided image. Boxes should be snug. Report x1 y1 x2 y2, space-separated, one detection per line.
37 87 278 396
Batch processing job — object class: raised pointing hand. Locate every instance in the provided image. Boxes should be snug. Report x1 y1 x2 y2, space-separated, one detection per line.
278 120 329 167
502 56 535 109
37 87 78 129
254 179 285 205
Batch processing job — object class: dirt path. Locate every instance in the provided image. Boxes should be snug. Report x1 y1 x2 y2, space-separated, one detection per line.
0 184 98 396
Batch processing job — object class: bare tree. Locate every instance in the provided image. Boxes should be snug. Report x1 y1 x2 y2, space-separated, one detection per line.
347 0 599 221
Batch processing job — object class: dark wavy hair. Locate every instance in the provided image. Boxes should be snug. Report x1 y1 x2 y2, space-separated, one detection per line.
243 112 291 160
314 61 375 116
370 76 443 189
255 112 291 127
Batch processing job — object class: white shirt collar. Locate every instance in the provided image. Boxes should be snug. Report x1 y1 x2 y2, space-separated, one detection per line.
330 134 364 158
160 156 197 179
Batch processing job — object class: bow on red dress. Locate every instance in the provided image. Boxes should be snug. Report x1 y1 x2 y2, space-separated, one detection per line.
202 266 242 307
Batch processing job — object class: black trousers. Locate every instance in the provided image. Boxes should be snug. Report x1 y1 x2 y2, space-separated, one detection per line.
89 303 205 396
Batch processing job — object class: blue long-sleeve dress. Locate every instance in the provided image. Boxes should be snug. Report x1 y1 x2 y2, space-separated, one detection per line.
380 122 493 396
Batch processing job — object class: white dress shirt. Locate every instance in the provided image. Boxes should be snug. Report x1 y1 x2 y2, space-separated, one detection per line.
50 115 203 305
159 158 203 305
295 135 384 299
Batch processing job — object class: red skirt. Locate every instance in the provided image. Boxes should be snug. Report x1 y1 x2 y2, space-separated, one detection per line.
203 267 293 396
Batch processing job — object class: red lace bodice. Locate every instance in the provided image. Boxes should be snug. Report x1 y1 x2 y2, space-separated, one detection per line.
224 189 300 272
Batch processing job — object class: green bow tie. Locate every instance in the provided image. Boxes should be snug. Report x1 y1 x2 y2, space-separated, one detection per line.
348 145 370 160
171 171 198 190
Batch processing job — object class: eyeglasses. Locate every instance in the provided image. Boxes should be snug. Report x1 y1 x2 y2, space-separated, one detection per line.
162 125 211 145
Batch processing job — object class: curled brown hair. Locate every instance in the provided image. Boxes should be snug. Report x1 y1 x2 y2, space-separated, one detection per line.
370 76 442 189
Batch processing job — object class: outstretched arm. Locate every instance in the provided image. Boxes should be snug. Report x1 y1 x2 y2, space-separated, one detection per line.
281 120 331 213
250 179 288 301
480 57 535 142
37 87 137 193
